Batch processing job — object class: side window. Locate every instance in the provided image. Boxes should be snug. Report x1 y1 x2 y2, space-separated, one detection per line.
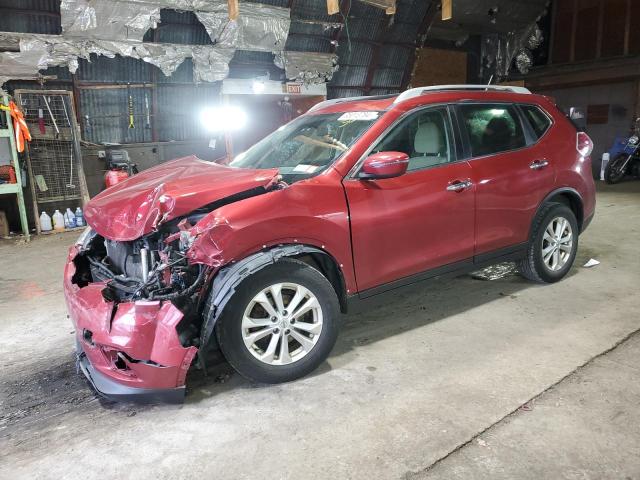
521 105 552 139
459 104 526 157
372 108 453 171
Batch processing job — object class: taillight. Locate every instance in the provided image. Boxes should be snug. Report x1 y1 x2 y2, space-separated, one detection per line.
577 132 593 157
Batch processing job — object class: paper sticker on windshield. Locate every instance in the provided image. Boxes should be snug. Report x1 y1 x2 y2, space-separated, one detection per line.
293 164 319 173
338 111 379 121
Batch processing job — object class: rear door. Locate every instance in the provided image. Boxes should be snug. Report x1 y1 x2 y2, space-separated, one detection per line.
344 106 475 293
455 103 555 256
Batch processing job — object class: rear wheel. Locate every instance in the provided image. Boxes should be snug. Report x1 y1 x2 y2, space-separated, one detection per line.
604 153 628 184
215 258 340 384
518 203 579 283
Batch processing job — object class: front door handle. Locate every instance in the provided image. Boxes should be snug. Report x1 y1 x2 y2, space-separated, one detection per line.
446 179 473 192
530 159 549 170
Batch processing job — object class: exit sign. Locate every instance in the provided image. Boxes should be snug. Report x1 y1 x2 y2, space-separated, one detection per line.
286 83 302 94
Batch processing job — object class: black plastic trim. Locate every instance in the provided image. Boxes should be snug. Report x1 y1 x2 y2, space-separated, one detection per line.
76 341 185 404
581 210 594 233
534 187 585 233
351 243 528 304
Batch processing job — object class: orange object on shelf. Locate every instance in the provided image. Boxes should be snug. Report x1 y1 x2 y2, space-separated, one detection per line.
0 100 31 153
0 165 17 184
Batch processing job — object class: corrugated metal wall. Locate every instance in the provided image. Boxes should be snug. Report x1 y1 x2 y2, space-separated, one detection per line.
0 0 61 34
2 0 436 144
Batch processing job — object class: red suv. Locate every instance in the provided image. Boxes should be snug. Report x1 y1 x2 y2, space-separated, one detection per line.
65 85 595 402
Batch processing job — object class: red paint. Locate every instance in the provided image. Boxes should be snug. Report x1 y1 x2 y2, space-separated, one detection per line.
360 151 409 179
104 168 130 188
344 161 475 290
66 89 596 395
185 169 356 292
84 155 279 241
64 246 197 390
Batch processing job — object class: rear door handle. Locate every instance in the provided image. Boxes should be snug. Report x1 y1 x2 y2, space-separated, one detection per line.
446 179 473 192
530 159 549 170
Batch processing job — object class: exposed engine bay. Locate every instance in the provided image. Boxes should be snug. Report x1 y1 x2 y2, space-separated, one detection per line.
70 211 214 353
73 223 205 304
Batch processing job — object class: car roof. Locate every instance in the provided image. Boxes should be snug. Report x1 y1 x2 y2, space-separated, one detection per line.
309 85 544 116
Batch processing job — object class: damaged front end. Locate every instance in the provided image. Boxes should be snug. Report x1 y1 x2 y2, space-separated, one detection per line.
64 157 283 403
66 224 206 403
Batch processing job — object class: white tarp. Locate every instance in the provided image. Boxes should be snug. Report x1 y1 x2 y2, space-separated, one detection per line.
59 0 289 49
275 51 338 84
0 33 234 85
0 1 336 89
195 2 289 51
60 0 160 41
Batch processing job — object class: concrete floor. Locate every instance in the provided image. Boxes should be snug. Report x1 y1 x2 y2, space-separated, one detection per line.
1 182 639 479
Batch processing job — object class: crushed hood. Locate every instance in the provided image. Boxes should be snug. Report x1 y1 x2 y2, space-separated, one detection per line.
84 155 279 241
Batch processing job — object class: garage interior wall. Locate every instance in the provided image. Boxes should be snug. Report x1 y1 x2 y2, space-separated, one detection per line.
538 82 637 176
522 0 640 177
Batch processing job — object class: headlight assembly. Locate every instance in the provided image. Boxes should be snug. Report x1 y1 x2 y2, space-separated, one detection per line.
76 227 96 250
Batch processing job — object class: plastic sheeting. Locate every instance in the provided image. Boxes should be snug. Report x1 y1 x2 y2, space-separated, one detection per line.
0 1 339 88
61 0 160 41
59 0 289 49
481 22 544 80
0 48 46 88
195 2 290 52
0 33 234 87
275 51 338 84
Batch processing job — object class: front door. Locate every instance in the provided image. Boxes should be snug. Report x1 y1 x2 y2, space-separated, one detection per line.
343 106 475 294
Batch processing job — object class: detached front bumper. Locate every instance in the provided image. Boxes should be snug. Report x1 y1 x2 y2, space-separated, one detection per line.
65 246 198 403
75 340 186 403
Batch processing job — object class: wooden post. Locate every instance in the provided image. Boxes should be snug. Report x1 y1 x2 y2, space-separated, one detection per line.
442 0 452 21
624 0 631 56
595 0 604 59
569 0 577 63
327 0 340 15
228 0 239 20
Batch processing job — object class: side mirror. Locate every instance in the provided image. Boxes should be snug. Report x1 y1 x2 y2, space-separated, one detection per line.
358 151 409 180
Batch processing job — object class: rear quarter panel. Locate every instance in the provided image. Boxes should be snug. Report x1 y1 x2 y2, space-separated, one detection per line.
540 99 596 226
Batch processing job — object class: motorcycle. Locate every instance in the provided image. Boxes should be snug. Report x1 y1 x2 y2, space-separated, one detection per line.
605 118 640 184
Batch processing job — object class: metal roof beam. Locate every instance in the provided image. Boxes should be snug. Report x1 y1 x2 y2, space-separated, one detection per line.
0 7 60 19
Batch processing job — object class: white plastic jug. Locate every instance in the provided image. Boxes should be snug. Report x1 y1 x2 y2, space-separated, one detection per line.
75 207 85 227
65 208 77 228
52 210 65 232
40 211 52 232
600 152 610 181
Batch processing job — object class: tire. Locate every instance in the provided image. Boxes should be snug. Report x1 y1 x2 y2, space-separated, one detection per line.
604 154 628 184
518 203 579 283
215 258 341 384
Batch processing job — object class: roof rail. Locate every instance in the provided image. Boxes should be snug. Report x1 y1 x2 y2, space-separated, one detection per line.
393 84 531 105
308 94 397 113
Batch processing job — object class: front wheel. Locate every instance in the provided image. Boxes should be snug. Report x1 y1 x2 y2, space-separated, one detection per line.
215 258 340 384
604 154 629 184
518 203 579 283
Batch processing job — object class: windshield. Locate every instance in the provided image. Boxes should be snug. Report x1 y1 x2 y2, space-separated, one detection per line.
230 112 380 182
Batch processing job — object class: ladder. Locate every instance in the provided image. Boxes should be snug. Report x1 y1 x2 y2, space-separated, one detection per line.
0 94 30 240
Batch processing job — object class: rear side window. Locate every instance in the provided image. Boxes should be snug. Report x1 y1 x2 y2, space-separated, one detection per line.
459 104 526 157
521 105 552 139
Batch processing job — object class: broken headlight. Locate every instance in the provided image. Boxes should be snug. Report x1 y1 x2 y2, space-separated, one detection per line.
76 227 96 251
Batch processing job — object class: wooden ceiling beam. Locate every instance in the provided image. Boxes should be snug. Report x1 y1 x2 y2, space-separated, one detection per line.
228 0 239 20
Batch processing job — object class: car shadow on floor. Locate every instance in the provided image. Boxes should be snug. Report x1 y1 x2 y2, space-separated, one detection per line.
184 254 595 404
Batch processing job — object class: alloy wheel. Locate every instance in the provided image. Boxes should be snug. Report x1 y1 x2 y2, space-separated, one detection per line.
241 282 323 365
541 216 573 271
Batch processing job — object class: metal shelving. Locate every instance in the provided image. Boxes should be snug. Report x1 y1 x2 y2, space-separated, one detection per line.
0 94 30 240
